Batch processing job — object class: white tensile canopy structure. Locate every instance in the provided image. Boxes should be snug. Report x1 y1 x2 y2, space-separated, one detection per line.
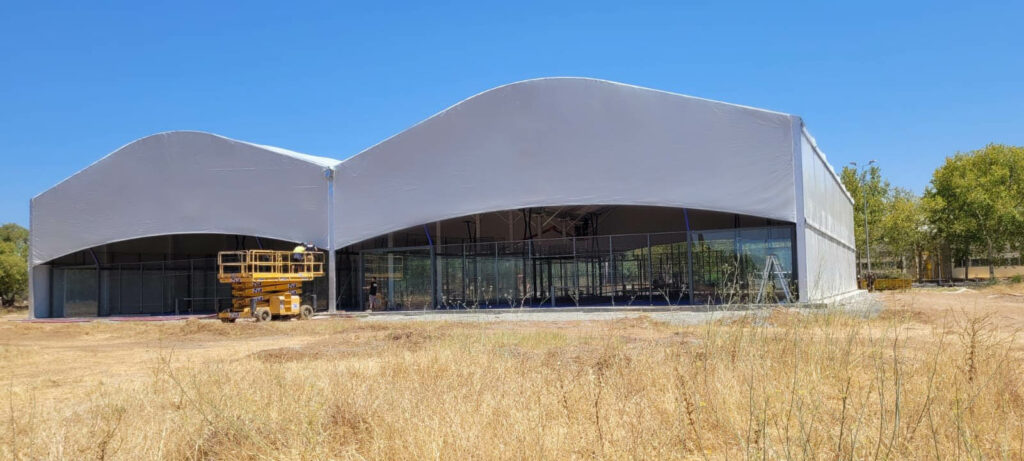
29 77 857 317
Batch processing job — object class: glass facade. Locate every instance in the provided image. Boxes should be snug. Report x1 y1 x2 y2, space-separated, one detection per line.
343 225 796 311
49 258 327 317
43 224 794 316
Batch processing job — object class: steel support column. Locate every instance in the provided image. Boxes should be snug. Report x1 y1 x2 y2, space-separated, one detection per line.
357 252 364 310
387 233 395 310
647 234 653 306
609 235 615 306
572 237 579 306
326 167 337 313
493 242 498 308
684 209 695 305
791 117 810 302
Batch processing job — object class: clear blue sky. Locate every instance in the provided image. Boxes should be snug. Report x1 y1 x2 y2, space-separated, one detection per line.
2 1 1022 227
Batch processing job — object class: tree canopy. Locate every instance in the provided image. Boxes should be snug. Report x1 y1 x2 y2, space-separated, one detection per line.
840 163 934 278
0 223 29 306
924 144 1024 278
841 164 893 271
878 187 929 266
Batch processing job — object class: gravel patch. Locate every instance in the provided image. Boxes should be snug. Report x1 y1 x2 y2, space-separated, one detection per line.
354 291 881 325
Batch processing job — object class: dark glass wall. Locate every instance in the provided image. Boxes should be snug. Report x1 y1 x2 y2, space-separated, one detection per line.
340 225 796 311
46 234 328 317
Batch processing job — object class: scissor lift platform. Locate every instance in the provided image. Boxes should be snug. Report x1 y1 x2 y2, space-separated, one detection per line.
216 250 325 322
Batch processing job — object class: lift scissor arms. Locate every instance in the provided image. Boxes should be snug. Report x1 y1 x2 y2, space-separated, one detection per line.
232 282 302 297
232 280 304 289
231 289 302 308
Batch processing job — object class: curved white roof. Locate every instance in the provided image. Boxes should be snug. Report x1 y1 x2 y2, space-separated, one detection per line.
30 131 333 265
333 77 799 248
29 78 859 306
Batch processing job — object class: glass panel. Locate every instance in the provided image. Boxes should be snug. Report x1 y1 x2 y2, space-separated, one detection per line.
463 245 481 307
337 253 359 310
692 229 742 304
610 234 650 306
438 244 466 309
51 268 66 317
96 259 224 316
163 260 190 315
472 243 497 308
573 236 613 306
141 262 165 314
495 241 528 307
739 227 796 303
99 269 114 316
119 265 142 315
63 268 98 317
531 238 577 307
333 224 796 312
398 250 433 310
650 232 691 305
689 227 796 304
362 247 433 311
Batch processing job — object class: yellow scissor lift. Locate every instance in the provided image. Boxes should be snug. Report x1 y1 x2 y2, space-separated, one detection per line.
216 250 325 323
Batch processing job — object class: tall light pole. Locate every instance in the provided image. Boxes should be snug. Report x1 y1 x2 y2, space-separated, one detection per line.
849 160 877 274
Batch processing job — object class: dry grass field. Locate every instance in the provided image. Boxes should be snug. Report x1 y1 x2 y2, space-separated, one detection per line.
2 286 1023 460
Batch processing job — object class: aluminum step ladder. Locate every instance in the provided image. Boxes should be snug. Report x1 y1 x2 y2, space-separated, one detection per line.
755 254 793 304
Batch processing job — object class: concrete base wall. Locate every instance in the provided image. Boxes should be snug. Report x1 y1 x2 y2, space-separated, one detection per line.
952 265 1024 279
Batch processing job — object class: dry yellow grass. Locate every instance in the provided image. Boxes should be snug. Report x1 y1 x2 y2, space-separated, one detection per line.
2 292 1023 459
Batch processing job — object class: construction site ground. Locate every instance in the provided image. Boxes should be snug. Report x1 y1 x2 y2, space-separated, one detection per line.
2 285 1021 403
3 283 1024 458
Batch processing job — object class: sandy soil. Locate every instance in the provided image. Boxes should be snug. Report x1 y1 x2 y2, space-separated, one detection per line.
878 283 1024 333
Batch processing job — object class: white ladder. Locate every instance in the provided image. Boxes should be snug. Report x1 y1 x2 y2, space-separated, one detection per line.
755 254 793 304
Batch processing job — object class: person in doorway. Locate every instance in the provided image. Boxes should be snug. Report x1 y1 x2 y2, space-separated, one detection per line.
367 277 380 312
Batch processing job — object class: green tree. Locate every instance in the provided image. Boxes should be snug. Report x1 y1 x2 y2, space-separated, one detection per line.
877 188 930 278
0 223 29 258
924 144 1024 279
0 223 29 306
840 164 890 273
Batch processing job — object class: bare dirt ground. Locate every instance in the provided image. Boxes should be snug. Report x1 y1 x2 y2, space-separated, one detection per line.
878 284 1024 333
